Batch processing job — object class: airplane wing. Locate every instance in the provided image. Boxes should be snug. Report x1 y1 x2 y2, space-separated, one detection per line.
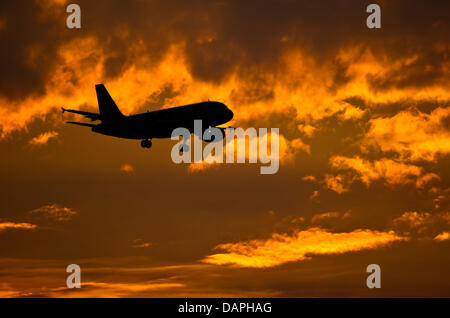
62 107 101 121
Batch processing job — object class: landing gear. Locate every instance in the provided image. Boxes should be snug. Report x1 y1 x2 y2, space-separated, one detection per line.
141 139 152 148
202 126 225 142
179 144 189 153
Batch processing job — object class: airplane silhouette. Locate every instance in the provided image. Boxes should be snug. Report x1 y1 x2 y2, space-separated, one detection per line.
62 84 234 150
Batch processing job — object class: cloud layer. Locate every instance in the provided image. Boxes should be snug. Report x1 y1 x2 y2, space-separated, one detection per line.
203 228 405 268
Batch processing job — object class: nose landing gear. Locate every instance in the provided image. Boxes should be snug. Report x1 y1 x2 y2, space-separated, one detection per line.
179 144 189 153
141 139 152 148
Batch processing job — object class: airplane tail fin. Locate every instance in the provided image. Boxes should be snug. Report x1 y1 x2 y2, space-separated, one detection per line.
95 84 124 121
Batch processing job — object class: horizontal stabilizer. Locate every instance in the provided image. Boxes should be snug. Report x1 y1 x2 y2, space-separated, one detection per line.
62 107 101 120
66 121 96 128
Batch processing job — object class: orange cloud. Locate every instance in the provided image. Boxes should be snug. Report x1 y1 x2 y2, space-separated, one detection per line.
309 190 319 202
311 212 340 223
29 204 78 222
392 211 450 228
434 232 450 241
324 174 351 194
302 175 316 182
50 281 184 298
132 239 151 248
187 161 218 173
329 156 439 189
297 124 316 137
391 211 450 239
364 107 450 162
28 131 58 146
0 222 37 231
0 283 33 298
333 47 450 105
2 37 448 145
188 131 309 173
202 228 405 268
392 211 432 229
120 164 135 174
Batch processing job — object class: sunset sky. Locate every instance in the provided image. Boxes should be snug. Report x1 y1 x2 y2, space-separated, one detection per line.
0 0 449 297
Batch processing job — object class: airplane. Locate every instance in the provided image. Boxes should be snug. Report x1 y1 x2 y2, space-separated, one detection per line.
62 84 234 151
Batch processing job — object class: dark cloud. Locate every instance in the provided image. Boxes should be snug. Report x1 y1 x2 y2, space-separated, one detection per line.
0 1 65 100
367 50 449 91
1 0 448 100
441 113 450 131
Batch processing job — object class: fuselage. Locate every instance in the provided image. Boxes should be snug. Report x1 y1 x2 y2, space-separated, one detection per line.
92 101 234 139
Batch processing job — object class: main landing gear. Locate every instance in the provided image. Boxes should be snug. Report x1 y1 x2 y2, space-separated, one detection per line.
141 139 152 149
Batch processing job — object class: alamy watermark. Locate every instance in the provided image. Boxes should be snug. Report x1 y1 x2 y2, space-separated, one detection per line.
66 4 380 30
366 264 381 289
66 264 81 288
171 120 280 175
366 4 381 29
66 4 81 29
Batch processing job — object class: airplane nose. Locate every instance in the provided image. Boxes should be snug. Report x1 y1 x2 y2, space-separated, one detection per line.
226 108 234 121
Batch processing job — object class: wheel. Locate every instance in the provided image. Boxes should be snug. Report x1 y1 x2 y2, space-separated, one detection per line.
179 144 189 153
140 139 152 148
